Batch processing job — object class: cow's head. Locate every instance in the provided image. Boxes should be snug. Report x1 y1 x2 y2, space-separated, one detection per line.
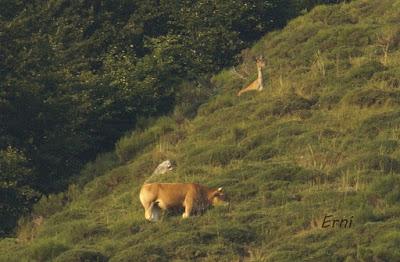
210 187 229 207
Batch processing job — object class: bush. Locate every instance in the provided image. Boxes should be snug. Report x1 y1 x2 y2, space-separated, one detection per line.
54 248 108 262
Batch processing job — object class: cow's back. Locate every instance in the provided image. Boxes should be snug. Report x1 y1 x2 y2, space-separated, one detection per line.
140 183 199 209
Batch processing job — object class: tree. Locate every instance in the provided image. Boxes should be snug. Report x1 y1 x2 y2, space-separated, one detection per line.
0 147 39 236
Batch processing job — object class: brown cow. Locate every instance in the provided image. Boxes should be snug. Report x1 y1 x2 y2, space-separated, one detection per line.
139 183 228 221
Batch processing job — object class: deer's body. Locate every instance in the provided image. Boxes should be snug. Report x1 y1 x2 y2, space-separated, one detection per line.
237 57 265 96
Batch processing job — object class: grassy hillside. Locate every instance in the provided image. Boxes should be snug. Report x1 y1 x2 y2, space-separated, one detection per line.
2 0 400 261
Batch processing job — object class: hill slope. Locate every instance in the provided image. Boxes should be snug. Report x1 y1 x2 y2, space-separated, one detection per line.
2 0 400 261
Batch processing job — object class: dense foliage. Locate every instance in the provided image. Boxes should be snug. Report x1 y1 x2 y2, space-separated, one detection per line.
0 0 342 236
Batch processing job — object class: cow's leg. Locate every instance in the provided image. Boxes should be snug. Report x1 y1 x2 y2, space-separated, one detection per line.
183 195 194 219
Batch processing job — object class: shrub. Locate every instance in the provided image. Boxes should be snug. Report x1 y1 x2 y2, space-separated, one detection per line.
54 249 108 262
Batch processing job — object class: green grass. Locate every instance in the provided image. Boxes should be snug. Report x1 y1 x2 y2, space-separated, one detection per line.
2 0 400 261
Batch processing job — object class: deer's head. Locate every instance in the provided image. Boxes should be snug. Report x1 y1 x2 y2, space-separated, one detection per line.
256 55 266 68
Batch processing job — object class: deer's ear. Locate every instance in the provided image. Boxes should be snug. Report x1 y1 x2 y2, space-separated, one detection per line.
217 187 223 192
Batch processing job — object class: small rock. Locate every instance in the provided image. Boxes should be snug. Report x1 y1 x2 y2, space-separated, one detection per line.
153 160 174 175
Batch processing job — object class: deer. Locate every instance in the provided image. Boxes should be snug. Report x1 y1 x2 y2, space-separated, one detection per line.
237 56 266 96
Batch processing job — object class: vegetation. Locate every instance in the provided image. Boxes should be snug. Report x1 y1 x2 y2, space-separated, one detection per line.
2 0 400 261
0 0 341 235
